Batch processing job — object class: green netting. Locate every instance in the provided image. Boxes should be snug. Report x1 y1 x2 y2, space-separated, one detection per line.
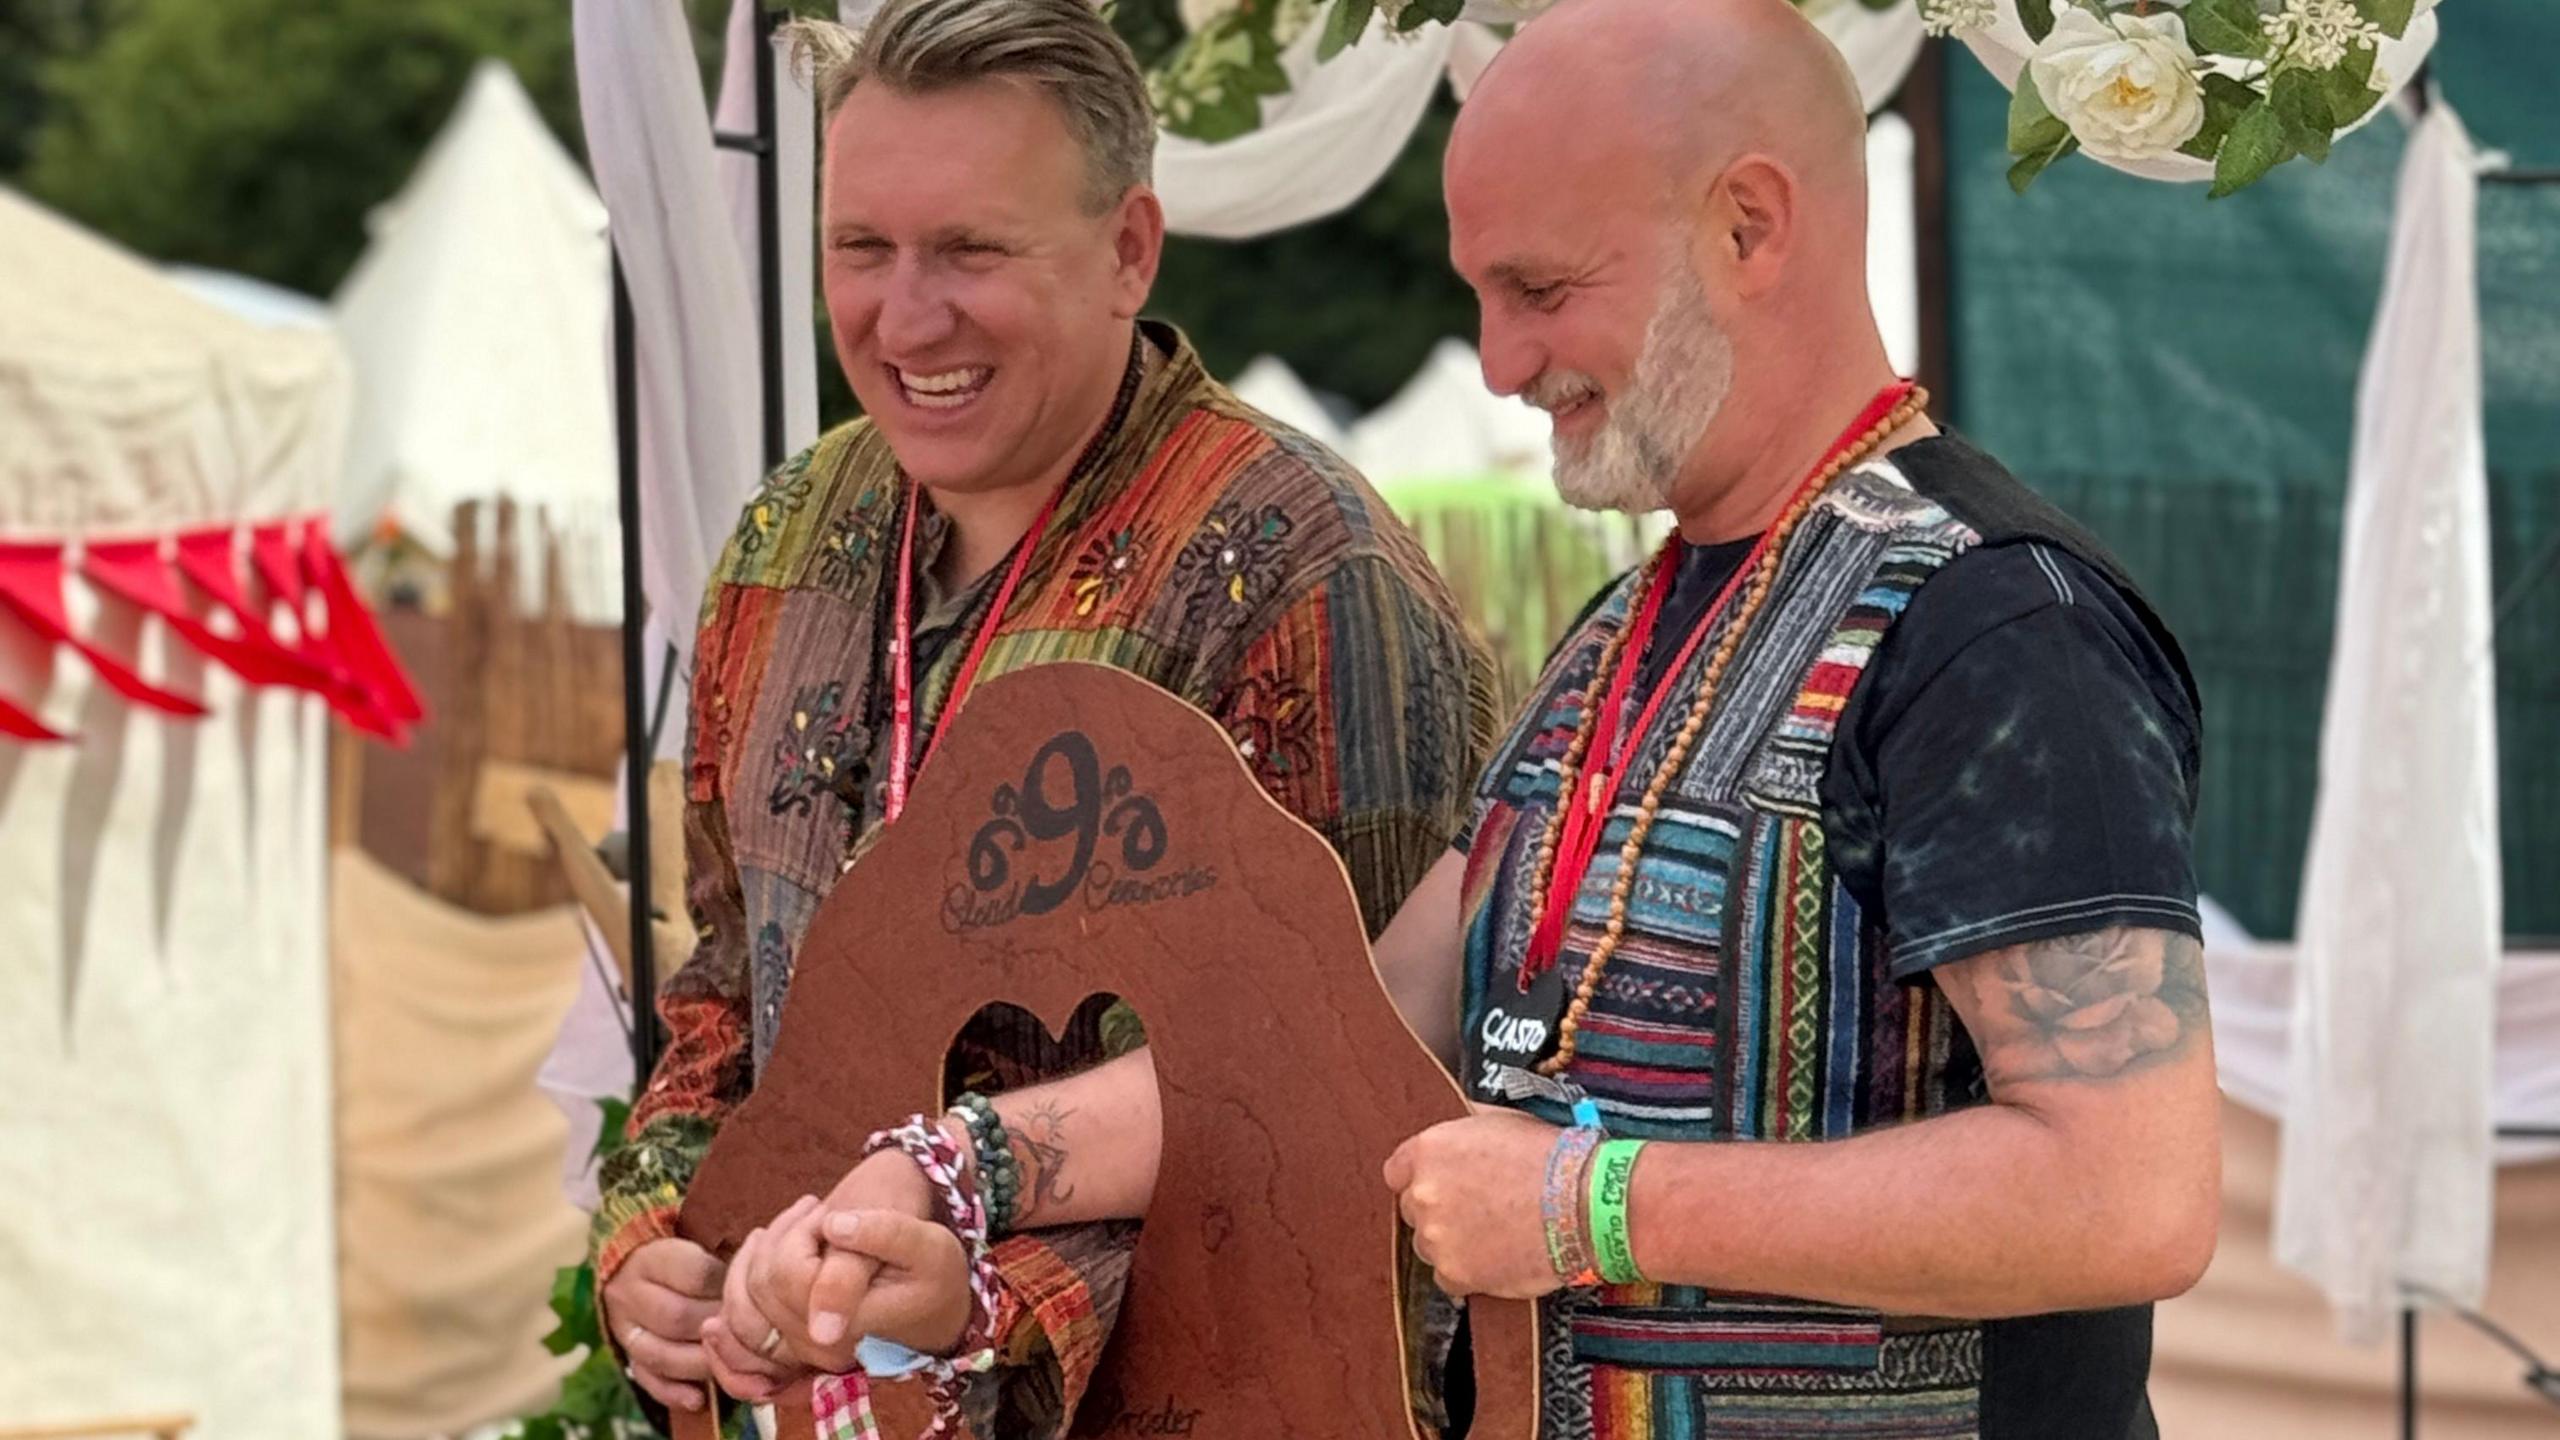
1943 14 2560 940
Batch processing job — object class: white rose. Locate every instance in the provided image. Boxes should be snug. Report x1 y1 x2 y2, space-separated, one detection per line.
2027 7 2208 162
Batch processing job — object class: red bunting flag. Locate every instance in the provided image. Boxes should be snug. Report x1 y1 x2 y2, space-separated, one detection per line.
0 520 421 747
0 540 206 717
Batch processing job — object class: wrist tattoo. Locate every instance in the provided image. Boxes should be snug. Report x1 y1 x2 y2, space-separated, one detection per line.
1006 1100 1076 1225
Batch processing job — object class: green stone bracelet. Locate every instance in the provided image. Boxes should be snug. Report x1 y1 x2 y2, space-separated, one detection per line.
949 1092 1022 1236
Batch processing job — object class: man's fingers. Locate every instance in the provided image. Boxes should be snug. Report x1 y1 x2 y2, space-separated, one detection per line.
746 1198 827 1332
825 1209 956 1272
622 1323 714 1385
617 1280 721 1344
627 1360 710 1414
1382 1136 1418 1193
804 1238 885 1347
645 1238 728 1299
698 1317 784 1400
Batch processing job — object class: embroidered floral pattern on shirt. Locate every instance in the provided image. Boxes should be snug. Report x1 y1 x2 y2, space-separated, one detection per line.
1069 526 1155 616
769 679 867 818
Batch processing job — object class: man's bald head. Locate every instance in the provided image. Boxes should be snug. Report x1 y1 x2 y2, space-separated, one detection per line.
1445 0 1894 532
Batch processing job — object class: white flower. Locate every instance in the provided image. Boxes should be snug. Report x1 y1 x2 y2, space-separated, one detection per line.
1178 0 1241 33
2027 7 2209 162
2261 0 2384 71
1920 0 1998 37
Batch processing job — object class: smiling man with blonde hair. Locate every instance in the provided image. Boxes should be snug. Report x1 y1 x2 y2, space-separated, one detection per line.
587 0 1496 1424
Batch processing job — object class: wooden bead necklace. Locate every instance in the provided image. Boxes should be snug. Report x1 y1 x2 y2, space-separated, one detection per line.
1526 384 1930 1076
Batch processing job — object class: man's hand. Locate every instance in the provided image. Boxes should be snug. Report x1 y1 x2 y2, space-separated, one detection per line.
702 1197 821 1400
798 1137 952 1352
1383 1107 1563 1299
817 1209 974 1354
600 1236 726 1413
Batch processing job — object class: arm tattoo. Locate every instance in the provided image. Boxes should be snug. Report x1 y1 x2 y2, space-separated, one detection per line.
1958 927 2208 1084
1006 1099 1077 1226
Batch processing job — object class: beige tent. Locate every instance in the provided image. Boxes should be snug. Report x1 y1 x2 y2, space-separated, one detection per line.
0 187 347 1438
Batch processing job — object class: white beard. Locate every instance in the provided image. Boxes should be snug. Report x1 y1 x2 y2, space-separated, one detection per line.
1544 263 1734 516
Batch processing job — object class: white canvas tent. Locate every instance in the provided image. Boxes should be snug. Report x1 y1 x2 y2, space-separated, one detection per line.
333 60 620 623
0 186 345 1439
1348 337 1554 488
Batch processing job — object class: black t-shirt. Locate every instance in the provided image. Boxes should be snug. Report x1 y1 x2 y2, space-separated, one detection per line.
1612 435 2198 1439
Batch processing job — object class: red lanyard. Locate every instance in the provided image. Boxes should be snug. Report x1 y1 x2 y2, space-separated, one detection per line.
1521 380 1916 980
884 481 1067 822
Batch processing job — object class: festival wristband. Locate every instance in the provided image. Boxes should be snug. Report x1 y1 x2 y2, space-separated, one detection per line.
1586 1139 1648 1286
1540 1125 1606 1286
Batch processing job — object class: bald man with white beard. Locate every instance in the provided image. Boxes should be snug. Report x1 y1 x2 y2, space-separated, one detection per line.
762 0 2219 1435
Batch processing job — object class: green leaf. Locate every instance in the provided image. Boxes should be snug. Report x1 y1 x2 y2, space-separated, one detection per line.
588 1096 631 1165
1409 0 1465 25
2210 99 2290 197
2008 134 2079 193
2353 0 2414 39
2179 72 2261 160
2183 0 2270 59
1319 0 1374 59
2006 66 2072 158
2323 43 2383 128
2015 0 2057 44
2270 67 2333 162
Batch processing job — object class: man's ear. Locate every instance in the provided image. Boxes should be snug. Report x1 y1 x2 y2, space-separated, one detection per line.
1694 154 1797 302
1110 186 1166 320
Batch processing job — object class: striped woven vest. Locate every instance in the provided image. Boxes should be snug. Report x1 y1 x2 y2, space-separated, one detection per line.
1457 462 1991 1439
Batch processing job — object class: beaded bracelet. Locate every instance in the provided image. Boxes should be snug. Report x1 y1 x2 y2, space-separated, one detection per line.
1540 1125 1606 1286
1586 1138 1648 1286
807 1116 1003 1440
948 1091 1022 1237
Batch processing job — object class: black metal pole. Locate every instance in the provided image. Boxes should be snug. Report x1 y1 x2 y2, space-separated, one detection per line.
754 0 787 471
2401 1306 2420 1440
613 252 660 1082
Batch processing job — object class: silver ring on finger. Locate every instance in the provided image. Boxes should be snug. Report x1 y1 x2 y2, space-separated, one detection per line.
624 1323 647 1349
757 1324 786 1358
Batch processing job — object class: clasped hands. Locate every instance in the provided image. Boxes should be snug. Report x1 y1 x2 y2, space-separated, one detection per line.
603 1139 977 1409
607 1106 1572 1410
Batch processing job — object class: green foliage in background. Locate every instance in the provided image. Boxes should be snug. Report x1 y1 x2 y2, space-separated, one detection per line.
8 0 725 298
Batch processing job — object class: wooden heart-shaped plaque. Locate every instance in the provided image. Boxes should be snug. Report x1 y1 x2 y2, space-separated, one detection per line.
675 662 1533 1439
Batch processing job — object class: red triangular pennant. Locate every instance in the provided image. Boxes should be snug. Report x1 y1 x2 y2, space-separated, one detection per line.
302 521 426 739
172 528 336 695
0 540 206 717
0 692 69 742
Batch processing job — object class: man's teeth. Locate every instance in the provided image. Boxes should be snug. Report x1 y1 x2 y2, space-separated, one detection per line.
897 366 992 409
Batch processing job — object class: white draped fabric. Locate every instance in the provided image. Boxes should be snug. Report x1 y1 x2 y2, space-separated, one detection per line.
1160 0 1923 240
715 0 821 458
571 0 764 680
2273 101 2502 1345
1158 18 1460 239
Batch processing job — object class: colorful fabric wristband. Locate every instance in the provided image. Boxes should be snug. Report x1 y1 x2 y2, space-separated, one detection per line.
1586 1138 1647 1286
1541 1124 1606 1286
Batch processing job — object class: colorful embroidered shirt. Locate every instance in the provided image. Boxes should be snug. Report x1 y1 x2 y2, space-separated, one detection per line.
593 322 1496 1434
1457 441 2200 1440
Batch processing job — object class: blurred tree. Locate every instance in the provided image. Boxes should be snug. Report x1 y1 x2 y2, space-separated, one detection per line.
16 0 727 297
14 0 1469 418
1 0 105 177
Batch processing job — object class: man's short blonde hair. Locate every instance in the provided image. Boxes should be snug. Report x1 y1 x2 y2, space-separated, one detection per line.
788 0 1156 213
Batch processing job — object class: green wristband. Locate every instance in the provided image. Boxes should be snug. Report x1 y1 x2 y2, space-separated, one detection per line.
1586 1138 1648 1285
